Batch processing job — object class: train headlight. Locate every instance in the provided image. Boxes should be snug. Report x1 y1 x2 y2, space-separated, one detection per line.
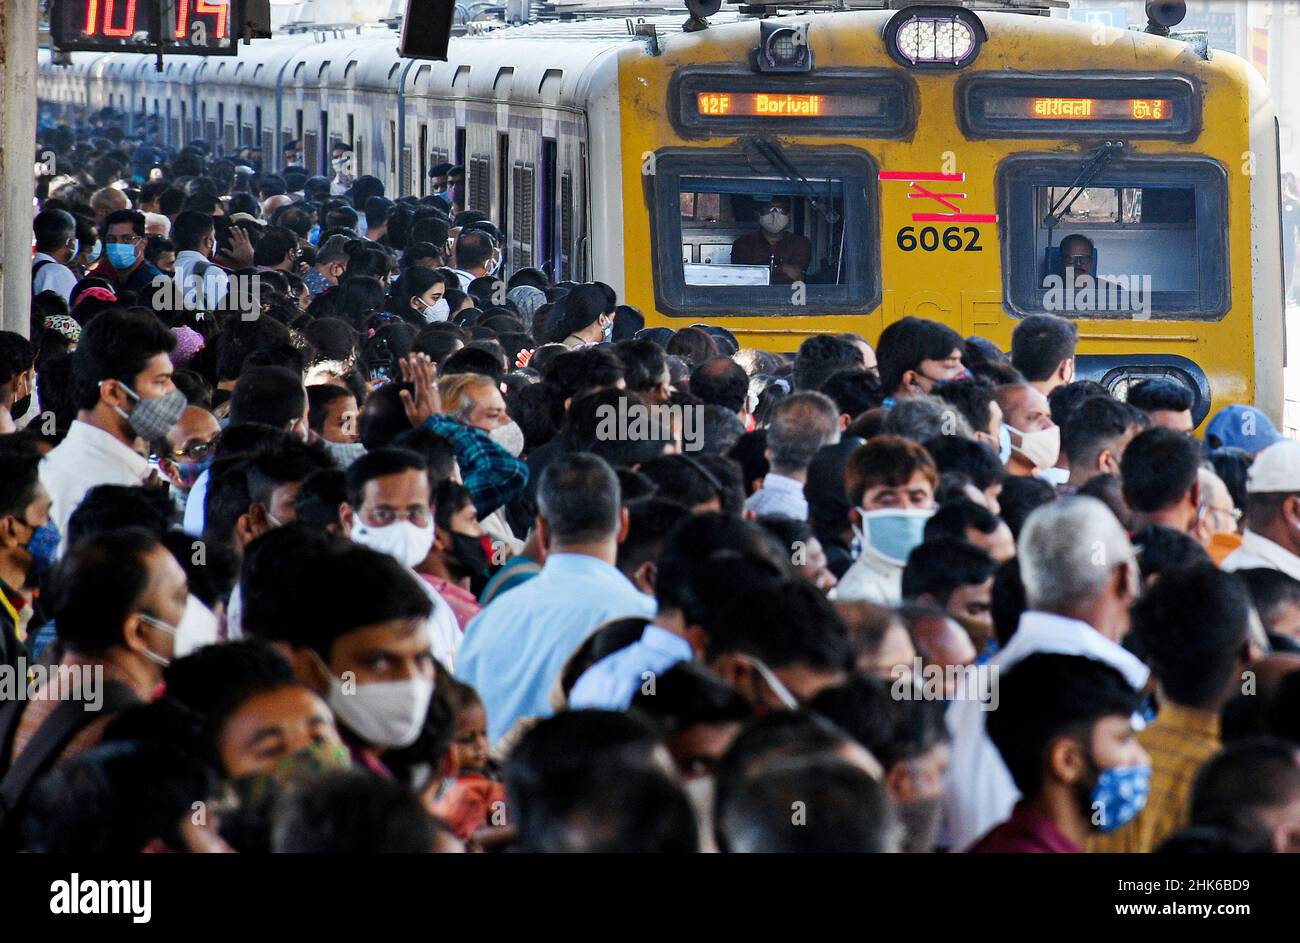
884 6 985 69
755 22 813 73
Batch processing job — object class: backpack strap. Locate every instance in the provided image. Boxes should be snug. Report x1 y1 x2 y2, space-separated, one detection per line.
30 259 54 286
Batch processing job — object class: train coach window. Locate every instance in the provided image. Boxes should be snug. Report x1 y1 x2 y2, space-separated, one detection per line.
650 150 878 316
1000 157 1228 320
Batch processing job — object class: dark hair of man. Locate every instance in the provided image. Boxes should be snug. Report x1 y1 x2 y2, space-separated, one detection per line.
689 357 749 414
541 346 626 402
1190 736 1300 834
158 188 186 217
306 383 353 434
71 306 177 410
103 207 146 238
844 435 938 506
1130 524 1209 583
245 440 333 511
390 427 456 486
1127 377 1194 415
343 447 428 509
1076 472 1130 527
216 314 290 382
1131 562 1249 709
455 229 494 273
996 475 1056 539
66 483 174 546
428 479 470 532
239 524 340 641
707 579 852 672
171 210 215 251
664 326 719 368
161 636 298 719
811 674 949 769
228 365 305 429
991 556 1026 647
1120 426 1202 513
0 450 39 540
929 376 994 435
986 652 1140 798
1207 447 1251 514
1235 568 1300 635
923 436 1004 492
356 381 412 450
270 770 438 853
291 468 347 534
653 512 790 623
818 368 883 420
1010 314 1079 382
252 226 298 268
793 334 862 392
902 537 995 606
435 347 500 387
629 661 752 736
876 316 964 396
1062 395 1147 471
1047 379 1110 428
242 342 306 377
536 452 620 544
719 754 894 853
615 496 690 584
47 528 162 654
22 742 221 853
34 208 77 253
631 453 719 508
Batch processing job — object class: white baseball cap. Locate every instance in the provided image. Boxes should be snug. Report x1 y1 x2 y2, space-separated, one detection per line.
1246 439 1300 493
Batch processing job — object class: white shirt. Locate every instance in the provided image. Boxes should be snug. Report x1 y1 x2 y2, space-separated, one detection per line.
829 544 903 606
1222 530 1300 583
942 610 1150 852
744 472 809 521
40 419 152 551
173 250 229 312
32 253 78 302
450 268 475 291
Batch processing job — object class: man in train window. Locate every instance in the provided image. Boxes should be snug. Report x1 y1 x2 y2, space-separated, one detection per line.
429 162 455 194
1058 233 1096 288
730 196 811 285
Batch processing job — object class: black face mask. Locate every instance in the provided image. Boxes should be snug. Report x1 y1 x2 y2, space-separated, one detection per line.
450 531 490 595
9 393 31 420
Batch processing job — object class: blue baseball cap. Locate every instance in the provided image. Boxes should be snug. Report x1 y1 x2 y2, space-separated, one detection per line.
1205 404 1284 454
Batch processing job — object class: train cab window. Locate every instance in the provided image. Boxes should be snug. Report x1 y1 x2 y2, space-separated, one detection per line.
651 151 877 315
1001 157 1228 320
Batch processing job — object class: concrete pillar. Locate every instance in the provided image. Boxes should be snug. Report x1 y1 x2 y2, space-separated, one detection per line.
0 0 39 336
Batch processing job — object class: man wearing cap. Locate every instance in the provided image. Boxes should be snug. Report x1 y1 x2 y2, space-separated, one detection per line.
730 196 811 285
303 235 352 296
1205 404 1284 455
1222 440 1300 583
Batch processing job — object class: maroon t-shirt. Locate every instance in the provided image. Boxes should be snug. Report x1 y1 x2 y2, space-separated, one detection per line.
968 802 1082 853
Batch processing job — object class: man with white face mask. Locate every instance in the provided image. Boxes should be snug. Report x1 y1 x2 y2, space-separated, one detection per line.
831 436 938 606
339 449 462 671
729 196 812 285
995 382 1063 484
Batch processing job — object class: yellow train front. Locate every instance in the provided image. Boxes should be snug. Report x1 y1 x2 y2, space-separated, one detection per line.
614 4 1283 430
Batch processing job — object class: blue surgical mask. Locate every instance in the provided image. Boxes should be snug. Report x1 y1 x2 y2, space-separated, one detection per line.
1090 764 1151 833
855 507 933 566
998 424 1013 464
106 243 137 270
602 317 614 343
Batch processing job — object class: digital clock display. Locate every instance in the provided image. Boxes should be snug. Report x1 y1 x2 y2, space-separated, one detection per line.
51 0 239 55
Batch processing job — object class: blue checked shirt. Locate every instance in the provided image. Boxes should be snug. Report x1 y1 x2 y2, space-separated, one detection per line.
423 415 528 519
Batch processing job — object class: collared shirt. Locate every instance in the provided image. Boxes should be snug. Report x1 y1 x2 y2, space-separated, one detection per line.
969 801 1082 854
1089 703 1220 854
40 419 152 550
423 415 528 519
568 624 693 711
476 554 541 607
744 471 809 522
89 257 166 297
420 575 482 632
416 577 464 672
1222 529 1300 583
829 544 903 606
173 250 229 312
942 609 1150 852
455 553 656 745
182 467 211 537
32 253 78 301
451 268 475 291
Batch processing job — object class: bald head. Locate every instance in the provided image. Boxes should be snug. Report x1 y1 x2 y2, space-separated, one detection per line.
90 187 130 225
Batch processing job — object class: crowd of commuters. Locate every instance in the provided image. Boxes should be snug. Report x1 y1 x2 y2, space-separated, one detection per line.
3 111 1300 854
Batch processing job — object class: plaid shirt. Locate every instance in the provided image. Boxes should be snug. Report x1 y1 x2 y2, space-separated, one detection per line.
423 415 528 519
1089 702 1221 853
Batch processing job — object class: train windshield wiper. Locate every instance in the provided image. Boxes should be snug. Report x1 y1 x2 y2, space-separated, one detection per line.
750 137 841 225
1042 140 1125 229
